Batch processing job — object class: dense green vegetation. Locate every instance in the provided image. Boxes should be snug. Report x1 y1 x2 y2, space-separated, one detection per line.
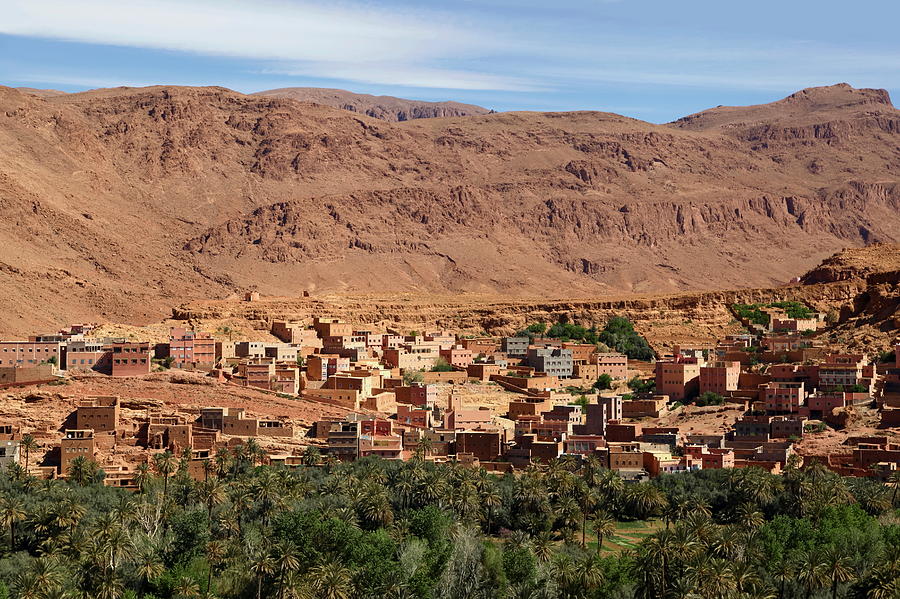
518 317 654 361
732 301 815 327
430 358 454 373
695 391 726 407
0 449 897 599
627 376 656 394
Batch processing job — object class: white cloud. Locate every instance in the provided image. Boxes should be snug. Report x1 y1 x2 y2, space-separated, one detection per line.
1 0 530 90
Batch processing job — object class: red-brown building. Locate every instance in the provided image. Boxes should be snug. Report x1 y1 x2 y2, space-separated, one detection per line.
699 361 740 395
169 327 216 369
109 342 151 377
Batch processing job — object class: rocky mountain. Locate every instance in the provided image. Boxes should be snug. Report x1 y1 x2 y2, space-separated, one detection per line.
251 87 490 121
0 83 898 334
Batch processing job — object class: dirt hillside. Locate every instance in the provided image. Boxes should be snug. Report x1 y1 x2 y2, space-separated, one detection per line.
0 83 898 335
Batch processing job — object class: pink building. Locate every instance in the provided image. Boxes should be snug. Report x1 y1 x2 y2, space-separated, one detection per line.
655 357 700 402
684 444 735 469
699 361 740 394
761 382 806 414
439 345 473 368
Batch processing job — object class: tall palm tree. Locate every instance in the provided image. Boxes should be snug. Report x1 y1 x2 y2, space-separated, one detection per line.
820 545 855 599
249 549 275 599
310 561 353 599
204 539 226 594
770 554 795 599
795 549 828 599
592 511 615 555
154 451 178 506
197 477 227 527
134 462 152 494
481 485 502 534
0 494 26 551
302 445 321 467
20 433 38 473
274 540 301 599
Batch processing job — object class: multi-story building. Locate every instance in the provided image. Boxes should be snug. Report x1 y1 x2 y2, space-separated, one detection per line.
109 341 151 377
526 347 573 378
655 357 701 402
60 429 95 474
63 339 107 372
169 327 216 368
699 361 740 394
595 353 629 379
819 354 870 390
237 360 275 390
306 354 350 381
439 345 473 368
75 396 120 432
501 337 529 358
0 341 61 367
761 382 806 414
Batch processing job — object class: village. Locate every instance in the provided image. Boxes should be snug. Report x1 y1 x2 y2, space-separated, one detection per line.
0 293 898 489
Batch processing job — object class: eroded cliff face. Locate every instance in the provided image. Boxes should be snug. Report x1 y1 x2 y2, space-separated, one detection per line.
0 83 898 333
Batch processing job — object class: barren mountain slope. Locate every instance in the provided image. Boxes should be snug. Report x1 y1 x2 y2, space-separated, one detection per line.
252 87 490 121
0 83 898 335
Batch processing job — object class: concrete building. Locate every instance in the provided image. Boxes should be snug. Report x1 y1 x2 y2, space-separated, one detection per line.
169 328 216 369
595 353 629 380
526 347 573 378
700 361 740 394
0 440 20 468
109 341 151 377
655 358 701 402
761 382 806 414
0 341 61 367
502 337 529 358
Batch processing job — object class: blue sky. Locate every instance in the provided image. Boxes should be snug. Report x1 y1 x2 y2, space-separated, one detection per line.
1 0 898 123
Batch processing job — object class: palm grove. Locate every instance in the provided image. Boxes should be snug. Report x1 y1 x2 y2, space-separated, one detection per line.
0 446 898 599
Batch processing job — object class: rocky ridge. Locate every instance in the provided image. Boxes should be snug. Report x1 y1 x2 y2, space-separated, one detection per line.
0 83 898 334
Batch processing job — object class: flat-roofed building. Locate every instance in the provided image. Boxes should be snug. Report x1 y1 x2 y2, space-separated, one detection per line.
76 396 120 432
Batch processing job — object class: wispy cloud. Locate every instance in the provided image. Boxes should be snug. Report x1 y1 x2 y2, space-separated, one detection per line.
1 0 529 90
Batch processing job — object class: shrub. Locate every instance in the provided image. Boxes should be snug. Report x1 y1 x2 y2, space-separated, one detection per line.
431 357 454 372
696 391 725 407
593 373 614 390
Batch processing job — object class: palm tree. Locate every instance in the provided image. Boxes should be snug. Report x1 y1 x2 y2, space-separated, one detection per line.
795 549 828 599
820 545 855 599
0 494 25 551
249 549 275 599
20 433 38 473
770 554 795 599
302 445 321 467
174 576 201 599
481 485 502 534
310 561 353 599
68 456 101 485
531 531 554 563
134 462 152 494
274 540 301 599
197 477 227 527
154 450 178 505
592 511 615 555
204 539 225 594
133 545 164 595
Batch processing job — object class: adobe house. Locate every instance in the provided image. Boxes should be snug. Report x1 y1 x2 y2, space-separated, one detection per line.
60 429 95 474
75 396 120 432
